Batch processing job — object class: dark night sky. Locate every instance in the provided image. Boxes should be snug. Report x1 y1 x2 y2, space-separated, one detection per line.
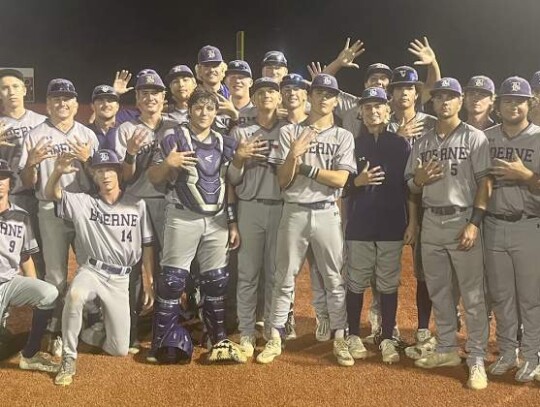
1 0 539 103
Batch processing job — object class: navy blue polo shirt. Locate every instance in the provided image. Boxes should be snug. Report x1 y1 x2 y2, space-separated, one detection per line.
346 126 411 241
87 123 118 150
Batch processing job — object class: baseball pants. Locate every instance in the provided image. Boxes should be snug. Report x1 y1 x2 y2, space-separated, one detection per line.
0 275 58 319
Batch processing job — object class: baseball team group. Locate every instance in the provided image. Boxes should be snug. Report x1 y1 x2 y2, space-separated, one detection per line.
1 37 540 391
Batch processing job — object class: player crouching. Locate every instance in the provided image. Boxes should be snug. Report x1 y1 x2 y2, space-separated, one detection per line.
45 150 155 386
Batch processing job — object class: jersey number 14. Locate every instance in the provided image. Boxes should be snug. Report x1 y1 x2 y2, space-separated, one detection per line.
121 230 133 242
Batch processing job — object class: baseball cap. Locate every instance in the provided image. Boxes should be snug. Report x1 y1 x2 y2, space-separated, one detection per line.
137 69 158 78
464 75 495 95
530 71 540 91
165 65 194 85
359 87 388 105
388 66 422 91
365 63 392 82
0 159 14 176
91 85 119 102
251 77 280 94
262 51 288 67
280 73 309 90
0 68 24 82
498 76 533 98
430 77 463 96
135 72 166 91
310 74 339 94
47 78 78 98
198 45 224 64
91 149 122 169
226 60 252 78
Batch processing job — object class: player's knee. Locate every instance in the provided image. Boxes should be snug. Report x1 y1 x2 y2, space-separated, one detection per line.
157 267 190 299
199 268 229 298
66 287 87 307
37 284 59 309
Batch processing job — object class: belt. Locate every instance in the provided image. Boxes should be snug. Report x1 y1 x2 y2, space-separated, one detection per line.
296 201 335 210
254 199 283 206
89 258 131 275
486 212 539 222
427 206 468 216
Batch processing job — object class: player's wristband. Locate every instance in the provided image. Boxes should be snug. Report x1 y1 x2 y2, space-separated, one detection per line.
298 164 320 180
226 203 238 224
469 207 486 227
124 153 135 165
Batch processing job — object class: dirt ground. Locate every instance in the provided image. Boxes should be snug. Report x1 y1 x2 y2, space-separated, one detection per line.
1 246 539 407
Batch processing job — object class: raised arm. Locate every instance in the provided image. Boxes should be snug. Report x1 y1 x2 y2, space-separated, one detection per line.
319 38 366 77
408 37 441 105
44 154 79 202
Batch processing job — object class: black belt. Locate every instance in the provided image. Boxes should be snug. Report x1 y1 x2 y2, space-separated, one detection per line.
427 206 468 216
486 212 539 222
296 201 335 210
89 258 131 275
249 199 283 205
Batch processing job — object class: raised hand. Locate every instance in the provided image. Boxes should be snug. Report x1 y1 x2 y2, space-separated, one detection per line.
334 38 365 69
307 62 326 81
235 136 269 161
113 69 133 95
290 127 318 158
67 135 93 162
0 121 15 147
396 117 425 139
408 37 437 66
217 94 239 120
353 161 385 186
164 144 198 170
26 138 54 167
413 157 444 187
54 152 79 175
126 128 150 156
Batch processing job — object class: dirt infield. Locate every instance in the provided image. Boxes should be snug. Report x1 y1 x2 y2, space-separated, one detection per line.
1 246 539 407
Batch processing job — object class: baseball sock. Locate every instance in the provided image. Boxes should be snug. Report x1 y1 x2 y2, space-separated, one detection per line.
380 292 398 340
21 308 54 358
346 290 363 336
416 280 432 330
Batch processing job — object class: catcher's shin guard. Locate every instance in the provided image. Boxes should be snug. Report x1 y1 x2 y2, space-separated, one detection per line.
199 268 229 345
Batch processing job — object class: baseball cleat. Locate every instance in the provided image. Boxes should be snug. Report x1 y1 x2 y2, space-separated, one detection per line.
487 354 518 376
515 361 539 383
315 316 331 342
207 339 247 364
415 351 462 369
239 335 256 358
54 357 76 386
19 352 60 373
380 339 400 364
333 338 354 367
285 313 297 341
256 337 282 364
363 327 381 345
128 341 141 355
467 359 488 390
534 365 540 382
346 335 368 360
405 330 437 360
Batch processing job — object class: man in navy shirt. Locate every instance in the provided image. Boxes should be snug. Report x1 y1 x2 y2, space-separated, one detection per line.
87 85 120 150
345 87 415 364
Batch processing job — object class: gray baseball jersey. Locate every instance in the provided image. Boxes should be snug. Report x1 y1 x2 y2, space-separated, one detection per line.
0 110 46 193
335 92 360 121
114 118 177 198
230 121 284 201
163 106 188 125
237 102 258 126
268 124 356 203
405 122 491 208
485 123 540 216
388 111 437 145
0 203 38 283
57 191 154 267
19 120 99 200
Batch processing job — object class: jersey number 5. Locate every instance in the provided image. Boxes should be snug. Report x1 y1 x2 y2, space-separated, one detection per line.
121 230 133 243
450 163 458 176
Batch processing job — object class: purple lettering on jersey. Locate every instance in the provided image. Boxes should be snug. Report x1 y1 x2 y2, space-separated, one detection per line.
0 221 23 238
490 146 534 163
419 147 468 163
89 208 138 227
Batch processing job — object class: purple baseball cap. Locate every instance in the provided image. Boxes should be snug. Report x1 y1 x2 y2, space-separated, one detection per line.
365 63 392 82
47 78 78 98
430 77 463 96
464 75 495 95
0 68 24 82
0 159 14 176
530 71 540 91
135 72 166 91
226 60 252 78
262 51 288 67
165 65 194 85
311 74 339 94
388 66 423 90
198 45 224 64
498 76 532 98
359 87 388 105
92 85 119 102
251 77 280 94
91 149 122 169
280 73 309 90
137 69 158 78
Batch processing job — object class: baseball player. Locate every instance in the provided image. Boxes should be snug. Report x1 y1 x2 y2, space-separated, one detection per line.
225 60 258 125
257 74 356 367
405 77 491 390
87 85 120 150
528 71 540 126
163 65 197 125
261 51 289 83
484 76 540 382
146 87 264 363
463 76 496 130
0 159 59 373
19 78 99 356
44 149 154 386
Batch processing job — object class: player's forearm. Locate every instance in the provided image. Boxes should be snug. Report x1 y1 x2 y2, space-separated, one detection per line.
21 257 37 278
407 191 419 226
313 169 349 188
147 162 173 186
323 60 342 76
122 160 136 183
473 176 492 210
277 153 298 189
141 245 155 287
20 166 38 189
44 168 63 202
422 59 441 105
228 158 245 186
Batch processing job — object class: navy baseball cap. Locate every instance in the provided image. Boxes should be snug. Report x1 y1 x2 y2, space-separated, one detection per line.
530 71 540 91
251 77 280 94
464 75 495 95
198 45 224 64
498 76 533 98
365 63 392 82
137 69 158 78
165 65 194 85
310 74 339 94
0 159 14 176
359 87 388 105
47 78 78 98
262 51 288 67
226 60 252 78
430 77 463 96
135 72 166 91
388 66 423 90
0 68 24 82
91 149 122 169
92 85 119 102
280 73 309 90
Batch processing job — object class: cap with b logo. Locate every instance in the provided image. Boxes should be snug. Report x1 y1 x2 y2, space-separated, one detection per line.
359 87 388 105
165 65 194 85
251 77 280 94
464 75 495 95
226 60 252 78
0 159 14 176
430 77 463 96
135 71 166 91
280 73 309 90
47 78 78 98
311 74 340 94
198 45 224 64
92 85 119 102
365 63 392 82
91 149 122 169
388 66 422 90
499 76 533 98
262 51 288 67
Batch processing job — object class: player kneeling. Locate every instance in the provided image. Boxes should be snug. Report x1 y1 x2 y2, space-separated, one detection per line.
44 150 154 386
0 160 59 373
